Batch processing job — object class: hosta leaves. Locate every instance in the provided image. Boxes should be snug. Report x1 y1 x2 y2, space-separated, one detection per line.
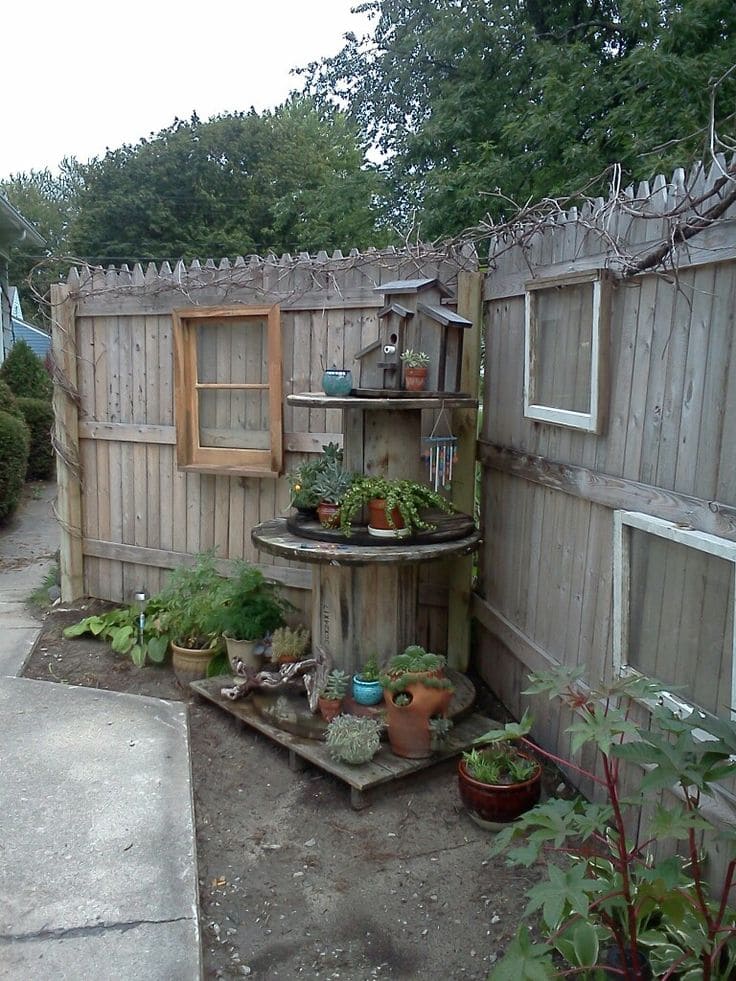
147 635 169 663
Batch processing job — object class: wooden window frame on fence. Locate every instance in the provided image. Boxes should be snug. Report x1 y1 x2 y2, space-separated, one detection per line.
172 304 283 477
523 269 611 433
613 509 736 722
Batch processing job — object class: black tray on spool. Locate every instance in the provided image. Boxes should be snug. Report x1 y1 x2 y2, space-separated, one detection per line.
286 509 475 546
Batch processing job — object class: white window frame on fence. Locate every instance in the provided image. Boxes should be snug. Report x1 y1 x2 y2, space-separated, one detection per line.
523 269 610 433
172 304 283 477
613 509 736 721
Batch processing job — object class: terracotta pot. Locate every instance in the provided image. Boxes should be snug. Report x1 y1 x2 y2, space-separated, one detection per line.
457 753 542 825
403 366 428 392
224 635 262 673
316 501 341 528
367 498 405 532
384 683 453 759
171 642 213 687
318 695 343 722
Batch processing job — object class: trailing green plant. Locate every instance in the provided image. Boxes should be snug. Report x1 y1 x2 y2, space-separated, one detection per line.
207 562 289 641
63 598 172 667
0 339 52 400
156 551 225 650
16 397 55 480
325 714 383 765
321 668 349 701
400 349 430 368
287 442 344 509
462 746 537 786
357 653 381 681
338 476 454 536
271 625 310 661
0 409 30 522
486 669 736 980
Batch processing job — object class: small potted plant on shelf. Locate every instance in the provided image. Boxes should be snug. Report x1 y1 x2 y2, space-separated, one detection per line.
457 731 542 827
400 349 430 391
381 645 454 759
207 562 290 672
338 475 454 538
325 714 383 765
156 551 225 685
318 668 350 721
312 458 354 528
352 653 384 705
286 442 344 518
271 625 310 664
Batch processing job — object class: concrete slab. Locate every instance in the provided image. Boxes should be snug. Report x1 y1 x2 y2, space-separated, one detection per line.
0 678 202 980
0 626 39 677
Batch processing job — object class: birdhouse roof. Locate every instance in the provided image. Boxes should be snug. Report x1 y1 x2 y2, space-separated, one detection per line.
416 301 473 328
378 302 414 319
374 278 452 297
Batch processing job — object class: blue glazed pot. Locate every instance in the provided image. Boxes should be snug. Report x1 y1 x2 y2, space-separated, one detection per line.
352 675 384 705
322 367 353 396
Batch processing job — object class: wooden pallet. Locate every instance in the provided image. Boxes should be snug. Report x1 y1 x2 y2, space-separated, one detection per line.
191 677 498 809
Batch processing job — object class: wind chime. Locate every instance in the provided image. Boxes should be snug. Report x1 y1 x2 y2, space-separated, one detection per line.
421 406 458 492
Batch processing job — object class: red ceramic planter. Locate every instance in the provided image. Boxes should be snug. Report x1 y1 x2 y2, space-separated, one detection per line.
457 754 542 825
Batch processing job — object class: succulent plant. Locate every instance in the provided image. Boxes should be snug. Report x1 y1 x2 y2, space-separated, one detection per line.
325 714 383 765
271 625 310 661
400 349 430 368
321 668 349 701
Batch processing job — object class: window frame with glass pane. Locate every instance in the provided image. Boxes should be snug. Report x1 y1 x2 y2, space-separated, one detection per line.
613 510 736 721
172 304 283 476
523 269 611 433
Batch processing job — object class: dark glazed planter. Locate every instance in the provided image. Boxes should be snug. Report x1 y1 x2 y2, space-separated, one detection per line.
457 754 542 826
316 501 340 529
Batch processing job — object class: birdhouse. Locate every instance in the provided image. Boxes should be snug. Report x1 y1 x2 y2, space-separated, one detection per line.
353 278 472 394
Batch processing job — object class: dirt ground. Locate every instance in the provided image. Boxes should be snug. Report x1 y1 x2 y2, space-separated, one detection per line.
24 600 553 981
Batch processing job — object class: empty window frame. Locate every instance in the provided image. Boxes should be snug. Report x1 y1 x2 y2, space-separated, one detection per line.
524 270 610 432
172 305 283 476
613 510 736 720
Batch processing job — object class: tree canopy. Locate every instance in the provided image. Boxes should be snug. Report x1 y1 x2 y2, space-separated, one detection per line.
67 100 389 264
301 0 736 237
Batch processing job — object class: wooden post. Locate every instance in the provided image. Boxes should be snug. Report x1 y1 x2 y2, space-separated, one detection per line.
446 269 482 670
51 283 84 600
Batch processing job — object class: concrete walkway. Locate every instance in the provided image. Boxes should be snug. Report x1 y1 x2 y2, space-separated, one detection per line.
0 484 202 980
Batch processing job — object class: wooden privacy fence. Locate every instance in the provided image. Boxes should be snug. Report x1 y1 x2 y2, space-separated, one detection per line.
51 247 479 656
473 157 736 880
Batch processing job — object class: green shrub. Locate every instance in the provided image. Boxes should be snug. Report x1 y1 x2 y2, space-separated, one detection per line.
0 409 30 522
16 397 55 480
0 378 22 417
0 340 53 400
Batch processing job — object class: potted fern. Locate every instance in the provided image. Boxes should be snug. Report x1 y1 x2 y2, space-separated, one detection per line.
338 476 454 538
207 563 290 671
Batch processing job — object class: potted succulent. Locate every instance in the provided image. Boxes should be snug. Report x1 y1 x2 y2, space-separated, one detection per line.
156 551 225 685
318 668 350 721
338 476 454 538
352 653 384 705
400 349 430 391
311 458 354 528
381 645 454 759
207 562 289 672
325 714 383 765
286 442 344 517
457 742 542 827
271 625 310 664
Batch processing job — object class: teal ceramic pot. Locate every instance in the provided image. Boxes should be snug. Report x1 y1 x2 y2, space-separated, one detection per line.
352 675 384 705
322 367 353 396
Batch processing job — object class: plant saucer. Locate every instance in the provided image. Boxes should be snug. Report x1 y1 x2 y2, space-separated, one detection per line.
367 525 411 539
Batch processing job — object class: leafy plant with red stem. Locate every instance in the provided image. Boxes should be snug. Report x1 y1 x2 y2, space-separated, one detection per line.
482 669 736 980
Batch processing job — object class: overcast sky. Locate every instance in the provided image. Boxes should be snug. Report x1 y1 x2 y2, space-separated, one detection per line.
2 0 372 179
